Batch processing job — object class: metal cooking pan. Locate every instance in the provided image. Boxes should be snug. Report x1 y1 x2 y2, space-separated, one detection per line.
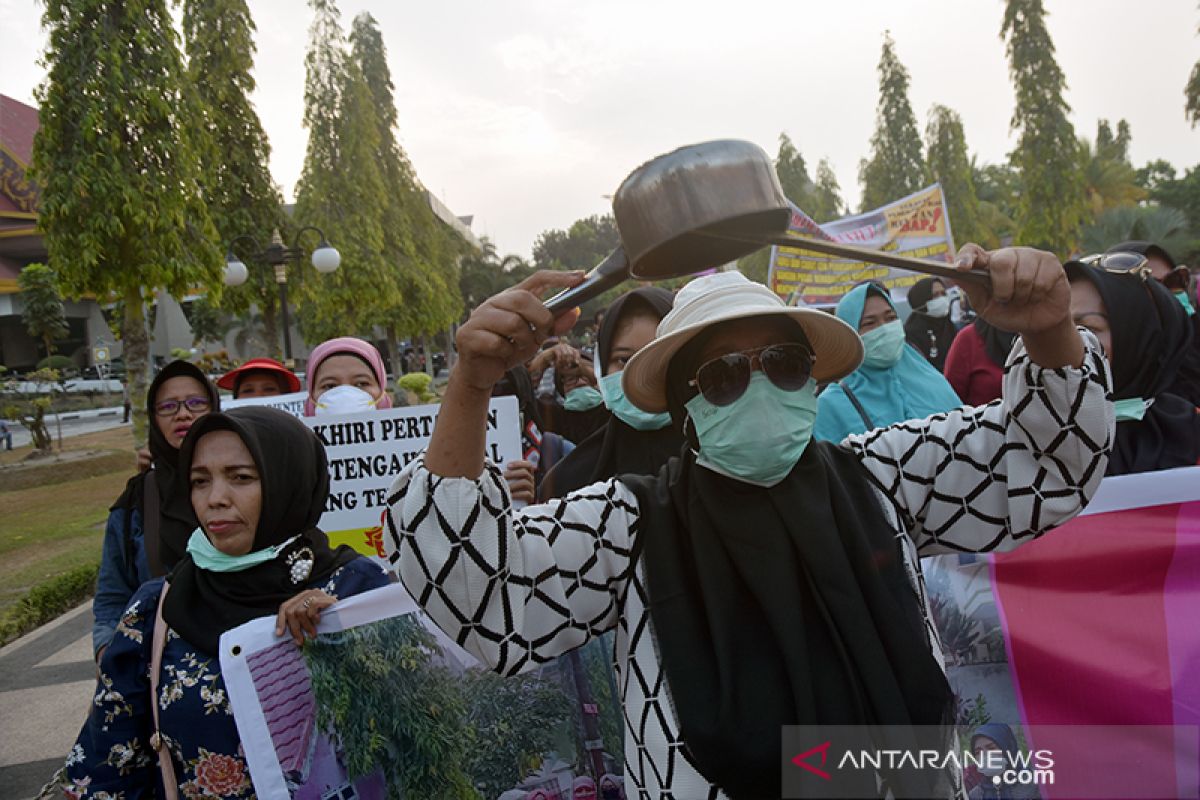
546 139 987 313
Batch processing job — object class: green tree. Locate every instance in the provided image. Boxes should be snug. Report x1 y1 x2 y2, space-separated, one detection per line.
461 669 572 797
1001 0 1088 254
32 0 221 446
810 158 846 223
349 12 464 375
460 238 534 311
182 0 286 358
532 214 623 314
972 160 1020 248
294 0 400 345
1080 205 1192 256
775 133 814 204
1187 12 1200 126
1136 160 1200 263
304 615 477 799
925 105 983 248
184 296 231 348
859 33 927 210
17 263 69 359
1080 120 1144 219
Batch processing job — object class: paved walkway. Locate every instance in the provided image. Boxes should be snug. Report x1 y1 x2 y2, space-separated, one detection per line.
0 603 95 799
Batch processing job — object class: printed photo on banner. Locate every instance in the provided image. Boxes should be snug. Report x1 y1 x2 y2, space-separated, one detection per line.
301 396 522 564
767 183 955 306
221 583 628 800
927 466 1200 800
223 390 309 418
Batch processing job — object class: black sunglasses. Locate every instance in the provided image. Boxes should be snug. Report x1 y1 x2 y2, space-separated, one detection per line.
688 343 815 407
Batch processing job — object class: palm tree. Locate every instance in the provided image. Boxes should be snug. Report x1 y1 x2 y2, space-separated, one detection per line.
1080 205 1191 256
1079 139 1146 219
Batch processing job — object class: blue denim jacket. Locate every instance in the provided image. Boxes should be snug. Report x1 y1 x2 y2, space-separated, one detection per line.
92 501 151 656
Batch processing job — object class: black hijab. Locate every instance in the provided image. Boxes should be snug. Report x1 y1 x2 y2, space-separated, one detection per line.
1067 262 1200 475
539 288 682 500
163 407 359 656
111 360 220 574
904 277 957 372
972 317 1018 368
618 325 954 799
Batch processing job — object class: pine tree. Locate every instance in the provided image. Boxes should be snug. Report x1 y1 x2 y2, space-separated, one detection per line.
810 159 846 223
17 263 69 359
859 33 927 211
31 0 221 445
926 104 983 248
775 133 813 205
349 12 463 375
294 0 400 344
182 0 285 357
1001 0 1087 254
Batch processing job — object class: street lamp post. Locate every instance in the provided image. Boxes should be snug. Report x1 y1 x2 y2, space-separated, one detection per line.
223 226 341 366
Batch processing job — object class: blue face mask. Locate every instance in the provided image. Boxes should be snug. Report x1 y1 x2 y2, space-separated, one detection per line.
186 528 299 573
599 369 672 431
685 372 817 487
1175 291 1196 317
860 320 906 368
1113 397 1154 422
564 385 605 412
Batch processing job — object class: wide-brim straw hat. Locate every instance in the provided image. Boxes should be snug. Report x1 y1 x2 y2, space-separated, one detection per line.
622 272 863 413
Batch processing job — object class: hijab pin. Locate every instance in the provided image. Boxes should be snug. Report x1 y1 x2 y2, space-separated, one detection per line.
287 547 315 584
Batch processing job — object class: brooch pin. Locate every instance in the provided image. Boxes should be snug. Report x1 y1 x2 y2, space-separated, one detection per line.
287 547 314 584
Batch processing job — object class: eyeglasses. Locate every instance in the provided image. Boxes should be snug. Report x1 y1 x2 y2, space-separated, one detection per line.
1081 252 1152 279
688 343 815 407
155 396 211 417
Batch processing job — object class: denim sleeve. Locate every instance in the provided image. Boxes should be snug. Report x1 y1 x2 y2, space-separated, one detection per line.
92 507 142 656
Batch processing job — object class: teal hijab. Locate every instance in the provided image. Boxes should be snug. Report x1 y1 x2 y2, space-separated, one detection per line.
815 284 963 442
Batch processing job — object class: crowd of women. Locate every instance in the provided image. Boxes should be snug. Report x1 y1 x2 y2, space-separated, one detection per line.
55 235 1200 799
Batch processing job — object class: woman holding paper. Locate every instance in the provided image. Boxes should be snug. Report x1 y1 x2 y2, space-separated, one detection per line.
94 361 219 661
62 407 388 798
384 247 1114 799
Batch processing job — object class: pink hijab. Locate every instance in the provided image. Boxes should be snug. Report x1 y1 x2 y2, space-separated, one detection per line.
303 336 393 415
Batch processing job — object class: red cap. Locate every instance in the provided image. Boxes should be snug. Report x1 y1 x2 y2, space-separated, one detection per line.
217 358 301 393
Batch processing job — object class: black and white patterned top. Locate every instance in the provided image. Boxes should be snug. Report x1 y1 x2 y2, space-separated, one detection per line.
384 333 1114 800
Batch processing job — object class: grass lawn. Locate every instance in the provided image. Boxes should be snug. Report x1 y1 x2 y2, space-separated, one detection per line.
0 426 137 635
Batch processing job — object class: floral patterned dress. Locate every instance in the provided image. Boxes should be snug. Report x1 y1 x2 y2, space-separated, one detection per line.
63 558 389 799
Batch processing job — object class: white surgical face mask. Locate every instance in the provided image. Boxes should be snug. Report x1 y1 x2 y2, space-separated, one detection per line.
315 384 378 416
924 295 951 318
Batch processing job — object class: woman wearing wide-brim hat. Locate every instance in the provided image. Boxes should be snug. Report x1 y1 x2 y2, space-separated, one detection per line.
383 245 1115 799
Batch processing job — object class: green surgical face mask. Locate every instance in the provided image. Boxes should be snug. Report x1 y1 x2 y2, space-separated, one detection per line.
598 366 671 431
564 385 604 412
1113 397 1154 422
1174 291 1196 317
685 372 817 487
186 528 298 573
861 320 906 369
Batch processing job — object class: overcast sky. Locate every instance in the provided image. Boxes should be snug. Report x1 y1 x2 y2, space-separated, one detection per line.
1 0 1197 260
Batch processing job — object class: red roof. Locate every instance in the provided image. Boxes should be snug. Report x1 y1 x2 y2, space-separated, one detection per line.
0 95 38 165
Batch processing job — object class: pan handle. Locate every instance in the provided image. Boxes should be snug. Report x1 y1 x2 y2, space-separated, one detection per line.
544 246 631 315
759 234 991 286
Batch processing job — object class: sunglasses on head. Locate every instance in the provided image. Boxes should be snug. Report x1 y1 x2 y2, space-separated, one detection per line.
688 343 815 407
1081 252 1152 280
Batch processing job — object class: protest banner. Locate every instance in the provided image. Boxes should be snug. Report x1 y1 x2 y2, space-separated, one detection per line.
222 390 309 418
303 397 522 563
222 584 627 800
768 183 955 306
926 466 1200 799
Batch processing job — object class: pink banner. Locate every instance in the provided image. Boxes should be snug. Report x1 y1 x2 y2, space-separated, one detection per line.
927 468 1200 799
